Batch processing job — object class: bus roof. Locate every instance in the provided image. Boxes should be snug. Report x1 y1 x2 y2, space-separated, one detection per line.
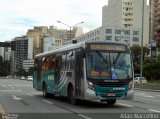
35 40 129 58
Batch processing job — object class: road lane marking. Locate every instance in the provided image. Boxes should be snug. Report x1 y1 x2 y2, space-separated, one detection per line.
144 95 154 98
12 95 22 101
78 114 92 119
117 103 133 107
14 85 32 87
149 109 160 113
0 84 32 87
134 93 146 96
0 90 22 92
43 100 53 104
27 94 34 96
140 98 160 102
31 92 42 95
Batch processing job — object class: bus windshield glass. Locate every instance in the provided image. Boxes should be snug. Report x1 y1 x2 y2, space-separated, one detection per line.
86 51 132 80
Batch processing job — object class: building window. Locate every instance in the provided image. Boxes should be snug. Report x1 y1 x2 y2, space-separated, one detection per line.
105 36 112 40
115 36 121 41
105 29 112 34
133 37 139 42
133 31 139 35
124 30 130 35
124 40 129 42
124 24 128 27
115 30 121 34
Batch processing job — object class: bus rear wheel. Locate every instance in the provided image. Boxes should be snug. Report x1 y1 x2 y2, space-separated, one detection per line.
68 86 77 105
107 100 116 105
43 83 49 98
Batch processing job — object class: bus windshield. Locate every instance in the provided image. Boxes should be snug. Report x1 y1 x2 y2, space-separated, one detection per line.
86 51 132 80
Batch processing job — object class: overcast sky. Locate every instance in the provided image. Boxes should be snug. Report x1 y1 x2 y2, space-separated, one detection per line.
0 0 108 42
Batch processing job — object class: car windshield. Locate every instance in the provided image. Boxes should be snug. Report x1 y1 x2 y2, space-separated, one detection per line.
86 51 132 80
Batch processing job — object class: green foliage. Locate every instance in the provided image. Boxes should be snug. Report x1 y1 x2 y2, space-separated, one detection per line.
131 45 150 64
131 46 160 80
16 68 27 77
148 80 160 84
143 61 160 80
0 56 11 77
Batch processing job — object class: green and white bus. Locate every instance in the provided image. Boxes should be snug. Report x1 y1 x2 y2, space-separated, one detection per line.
33 41 134 104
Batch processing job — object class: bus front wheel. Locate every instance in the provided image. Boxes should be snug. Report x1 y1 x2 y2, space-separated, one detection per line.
43 83 49 98
107 100 116 105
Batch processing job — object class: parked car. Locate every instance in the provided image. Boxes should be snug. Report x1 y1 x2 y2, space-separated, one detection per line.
134 74 140 77
20 76 25 80
134 77 147 83
26 76 33 81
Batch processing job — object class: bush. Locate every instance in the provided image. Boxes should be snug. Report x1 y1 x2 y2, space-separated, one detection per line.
143 61 160 80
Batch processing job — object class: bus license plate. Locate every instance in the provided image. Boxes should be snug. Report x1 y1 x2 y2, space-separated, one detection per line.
108 93 116 96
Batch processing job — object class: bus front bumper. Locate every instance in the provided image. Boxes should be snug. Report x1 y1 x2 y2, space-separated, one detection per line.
84 88 134 101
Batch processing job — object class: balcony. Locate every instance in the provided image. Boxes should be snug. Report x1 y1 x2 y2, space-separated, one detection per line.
154 4 158 7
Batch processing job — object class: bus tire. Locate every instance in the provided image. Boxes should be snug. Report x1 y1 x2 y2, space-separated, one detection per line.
68 85 77 105
107 100 116 105
43 83 49 98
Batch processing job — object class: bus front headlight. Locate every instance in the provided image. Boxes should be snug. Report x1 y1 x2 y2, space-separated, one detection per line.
87 81 94 90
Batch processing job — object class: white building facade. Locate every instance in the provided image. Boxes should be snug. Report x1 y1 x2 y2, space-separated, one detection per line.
73 26 141 46
102 0 149 46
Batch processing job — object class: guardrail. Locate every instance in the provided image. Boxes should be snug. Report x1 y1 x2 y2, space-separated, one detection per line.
134 83 160 90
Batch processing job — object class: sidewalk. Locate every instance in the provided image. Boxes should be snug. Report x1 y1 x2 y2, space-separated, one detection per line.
134 83 160 92
134 88 160 92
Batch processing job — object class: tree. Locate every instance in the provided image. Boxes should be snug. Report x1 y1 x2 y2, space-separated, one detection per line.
130 45 150 73
0 56 11 77
143 55 160 80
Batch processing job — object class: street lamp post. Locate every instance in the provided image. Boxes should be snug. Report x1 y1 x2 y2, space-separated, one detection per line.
57 21 84 43
140 0 144 83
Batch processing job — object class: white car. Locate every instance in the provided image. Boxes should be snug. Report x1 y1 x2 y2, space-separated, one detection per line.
134 77 147 83
20 76 25 80
26 76 33 81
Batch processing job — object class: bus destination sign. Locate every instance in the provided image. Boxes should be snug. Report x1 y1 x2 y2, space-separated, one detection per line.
88 44 126 51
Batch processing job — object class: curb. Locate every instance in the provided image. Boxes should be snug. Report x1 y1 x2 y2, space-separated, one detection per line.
134 88 160 92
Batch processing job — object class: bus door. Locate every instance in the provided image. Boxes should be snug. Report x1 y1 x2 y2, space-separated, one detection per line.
75 50 84 97
33 58 41 90
55 56 62 92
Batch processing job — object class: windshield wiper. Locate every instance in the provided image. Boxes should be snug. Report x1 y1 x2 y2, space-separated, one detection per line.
95 51 108 64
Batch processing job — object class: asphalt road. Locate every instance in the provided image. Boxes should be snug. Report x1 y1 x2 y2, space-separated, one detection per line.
0 78 160 119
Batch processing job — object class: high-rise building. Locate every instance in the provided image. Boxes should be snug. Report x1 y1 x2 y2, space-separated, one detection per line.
27 26 48 57
27 26 83 55
150 0 160 48
0 47 4 60
102 0 149 46
11 36 33 74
